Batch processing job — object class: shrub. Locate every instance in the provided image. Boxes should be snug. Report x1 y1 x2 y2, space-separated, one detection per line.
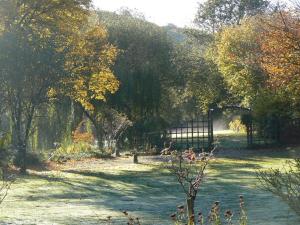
229 119 246 133
50 142 110 163
72 120 95 144
0 136 15 205
163 148 216 225
257 158 300 215
0 167 14 205
252 90 293 141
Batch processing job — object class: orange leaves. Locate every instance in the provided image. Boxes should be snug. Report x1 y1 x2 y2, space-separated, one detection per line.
72 121 94 144
259 12 300 94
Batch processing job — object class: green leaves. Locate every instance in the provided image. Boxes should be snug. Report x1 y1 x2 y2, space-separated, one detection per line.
195 0 270 32
210 18 265 107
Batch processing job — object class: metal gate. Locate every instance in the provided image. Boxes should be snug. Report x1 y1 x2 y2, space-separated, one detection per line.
166 112 214 151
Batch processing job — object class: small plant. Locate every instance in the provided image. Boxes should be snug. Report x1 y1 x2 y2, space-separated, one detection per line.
122 210 141 225
105 211 141 225
163 148 216 225
170 196 247 225
257 158 300 215
238 196 247 225
0 168 14 205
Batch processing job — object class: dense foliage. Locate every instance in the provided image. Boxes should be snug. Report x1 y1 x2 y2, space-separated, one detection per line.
1 0 300 222
0 0 299 174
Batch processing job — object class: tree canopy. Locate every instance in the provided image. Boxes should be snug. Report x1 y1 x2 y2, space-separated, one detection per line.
195 0 270 32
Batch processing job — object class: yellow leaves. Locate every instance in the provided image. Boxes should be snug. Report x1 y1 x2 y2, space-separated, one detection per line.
99 44 119 67
89 70 120 100
68 70 119 111
47 88 57 99
62 24 120 111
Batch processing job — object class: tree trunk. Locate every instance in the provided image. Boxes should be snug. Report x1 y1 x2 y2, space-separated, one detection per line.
18 143 27 175
187 197 195 225
83 110 104 150
114 144 120 157
11 100 35 175
12 119 28 175
94 123 103 150
133 153 138 164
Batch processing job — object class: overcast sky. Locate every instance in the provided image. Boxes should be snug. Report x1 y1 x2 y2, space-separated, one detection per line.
93 0 291 27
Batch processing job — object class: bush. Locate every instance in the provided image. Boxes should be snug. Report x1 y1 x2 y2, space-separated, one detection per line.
0 133 14 205
72 122 94 144
50 142 110 163
257 159 300 215
252 91 293 141
229 119 246 133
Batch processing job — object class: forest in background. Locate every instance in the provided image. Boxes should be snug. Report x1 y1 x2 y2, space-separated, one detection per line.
0 0 300 174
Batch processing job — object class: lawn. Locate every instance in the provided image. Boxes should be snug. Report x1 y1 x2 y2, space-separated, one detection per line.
0 149 300 225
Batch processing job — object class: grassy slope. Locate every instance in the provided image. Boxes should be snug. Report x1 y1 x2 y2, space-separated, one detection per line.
0 150 300 225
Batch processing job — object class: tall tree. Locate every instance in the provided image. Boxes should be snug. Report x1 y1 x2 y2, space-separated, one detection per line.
195 0 270 32
210 18 266 107
259 11 300 105
61 24 120 149
97 10 175 145
171 37 225 114
0 0 91 173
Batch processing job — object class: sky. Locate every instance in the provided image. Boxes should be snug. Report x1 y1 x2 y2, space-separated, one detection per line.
93 0 291 28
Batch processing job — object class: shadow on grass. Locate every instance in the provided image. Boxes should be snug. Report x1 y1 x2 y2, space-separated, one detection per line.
8 154 300 225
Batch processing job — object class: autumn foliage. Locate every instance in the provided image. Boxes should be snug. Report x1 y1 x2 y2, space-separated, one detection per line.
72 121 94 144
63 25 120 111
259 12 300 97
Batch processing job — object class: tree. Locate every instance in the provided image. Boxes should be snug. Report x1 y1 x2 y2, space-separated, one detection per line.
259 11 300 105
0 0 92 173
210 18 266 107
97 10 175 148
63 25 119 112
195 0 270 33
61 23 120 149
171 38 226 113
164 149 215 225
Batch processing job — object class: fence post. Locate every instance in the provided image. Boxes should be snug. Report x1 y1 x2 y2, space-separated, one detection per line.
208 109 214 149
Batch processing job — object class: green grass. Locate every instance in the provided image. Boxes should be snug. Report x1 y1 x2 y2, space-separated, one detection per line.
214 129 248 149
1 150 300 225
